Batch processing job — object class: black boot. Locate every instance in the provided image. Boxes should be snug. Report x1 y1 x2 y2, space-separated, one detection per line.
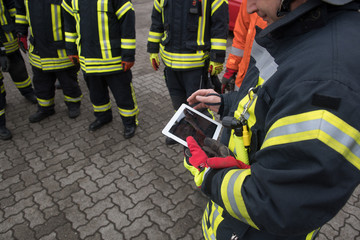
29 109 55 123
0 125 12 140
68 105 80 119
89 117 112 131
124 125 136 139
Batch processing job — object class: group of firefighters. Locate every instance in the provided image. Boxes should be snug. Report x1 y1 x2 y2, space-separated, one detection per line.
0 0 359 240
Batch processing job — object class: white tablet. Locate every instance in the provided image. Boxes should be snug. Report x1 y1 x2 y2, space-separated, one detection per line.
162 104 223 147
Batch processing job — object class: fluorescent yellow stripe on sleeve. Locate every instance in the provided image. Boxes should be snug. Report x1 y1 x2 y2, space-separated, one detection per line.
211 38 227 51
121 39 136 49
154 0 161 13
15 14 28 24
9 8 16 17
262 110 360 171
148 31 163 43
221 169 259 229
65 32 77 43
115 1 134 20
211 0 226 16
61 1 74 16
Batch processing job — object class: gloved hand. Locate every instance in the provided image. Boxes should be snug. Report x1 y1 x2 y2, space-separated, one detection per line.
17 33 28 53
221 68 236 93
68 55 79 65
149 53 160 71
0 47 9 72
208 61 223 76
122 61 134 71
184 136 210 188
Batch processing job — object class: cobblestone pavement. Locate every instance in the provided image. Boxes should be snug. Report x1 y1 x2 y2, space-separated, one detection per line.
0 0 359 239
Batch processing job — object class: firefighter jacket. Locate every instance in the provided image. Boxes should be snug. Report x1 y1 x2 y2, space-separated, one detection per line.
147 0 228 70
225 0 266 88
0 0 19 54
61 0 136 75
200 1 360 239
15 0 75 71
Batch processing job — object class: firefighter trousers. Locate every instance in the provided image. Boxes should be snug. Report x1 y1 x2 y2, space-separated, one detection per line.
7 50 34 97
0 76 5 126
84 70 139 127
32 66 82 113
164 66 208 110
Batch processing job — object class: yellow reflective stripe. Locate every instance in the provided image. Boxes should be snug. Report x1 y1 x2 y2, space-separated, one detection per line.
211 0 225 16
262 110 360 170
9 8 16 17
93 102 111 112
79 56 123 73
29 52 73 70
121 39 135 49
202 203 215 240
197 0 207 46
15 14 28 24
1 83 4 94
37 98 55 107
51 4 63 42
0 109 4 117
14 77 31 89
306 228 320 240
211 38 227 51
221 169 259 229
0 1 8 25
98 0 111 59
115 1 133 20
3 39 19 54
154 0 161 13
65 32 77 43
148 31 162 43
118 83 139 123
160 45 206 61
64 94 82 103
61 1 74 16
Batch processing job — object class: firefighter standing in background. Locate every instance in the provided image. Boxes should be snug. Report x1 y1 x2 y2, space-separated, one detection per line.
61 0 139 139
147 0 228 145
0 41 11 140
221 0 267 92
15 0 83 123
185 0 360 239
0 0 36 104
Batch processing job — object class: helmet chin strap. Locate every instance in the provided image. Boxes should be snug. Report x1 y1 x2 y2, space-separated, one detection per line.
277 0 294 17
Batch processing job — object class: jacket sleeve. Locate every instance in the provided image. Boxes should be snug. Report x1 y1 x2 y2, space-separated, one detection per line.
14 0 28 35
209 0 228 63
61 0 78 56
203 80 360 236
225 0 251 70
4 0 16 18
115 0 136 62
147 0 163 54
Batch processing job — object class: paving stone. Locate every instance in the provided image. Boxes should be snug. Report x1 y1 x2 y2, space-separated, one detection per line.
77 214 108 239
71 189 94 211
84 198 114 220
55 222 80 240
12 221 36 240
105 206 131 230
24 205 46 228
34 213 68 239
38 231 57 240
0 212 24 233
3 197 34 218
99 223 124 240
64 205 88 229
121 215 152 240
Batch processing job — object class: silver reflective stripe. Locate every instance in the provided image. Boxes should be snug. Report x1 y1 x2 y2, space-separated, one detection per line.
54 5 61 41
264 118 360 158
231 46 244 57
227 170 248 223
251 40 278 82
100 0 109 59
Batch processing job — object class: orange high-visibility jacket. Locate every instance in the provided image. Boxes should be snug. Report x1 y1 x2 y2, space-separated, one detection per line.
226 0 267 88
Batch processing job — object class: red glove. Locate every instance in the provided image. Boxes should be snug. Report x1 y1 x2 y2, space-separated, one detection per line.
207 156 250 169
221 68 237 93
186 136 250 170
17 34 28 53
122 61 134 71
68 55 79 65
149 53 160 71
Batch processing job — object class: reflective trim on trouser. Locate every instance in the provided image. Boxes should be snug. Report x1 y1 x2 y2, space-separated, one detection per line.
7 50 34 95
32 66 82 111
84 70 137 125
37 97 55 107
0 109 4 117
64 94 83 103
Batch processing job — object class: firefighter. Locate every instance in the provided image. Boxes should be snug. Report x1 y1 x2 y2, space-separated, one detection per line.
185 0 360 239
0 41 11 140
0 0 36 104
221 0 267 92
15 0 83 123
147 0 228 144
62 0 138 139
